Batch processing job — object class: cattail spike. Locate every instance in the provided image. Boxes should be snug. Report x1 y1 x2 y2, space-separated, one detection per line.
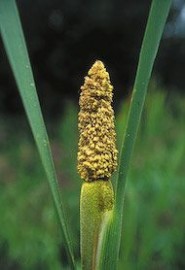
77 60 118 181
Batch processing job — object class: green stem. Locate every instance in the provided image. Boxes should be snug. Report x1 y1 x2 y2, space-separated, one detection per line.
99 0 172 269
80 181 114 270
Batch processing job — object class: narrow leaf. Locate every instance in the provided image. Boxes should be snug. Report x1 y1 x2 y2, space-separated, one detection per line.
0 0 75 268
99 0 172 269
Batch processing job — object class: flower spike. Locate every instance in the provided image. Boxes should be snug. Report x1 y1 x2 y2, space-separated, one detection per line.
77 60 118 181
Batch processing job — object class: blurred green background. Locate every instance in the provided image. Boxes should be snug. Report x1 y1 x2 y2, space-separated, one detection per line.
0 81 185 269
0 0 185 269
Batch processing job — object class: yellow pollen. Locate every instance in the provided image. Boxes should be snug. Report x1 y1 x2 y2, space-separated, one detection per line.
77 60 118 181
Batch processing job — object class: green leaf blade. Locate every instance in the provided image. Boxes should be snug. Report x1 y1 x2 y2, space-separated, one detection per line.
0 0 75 268
99 0 172 269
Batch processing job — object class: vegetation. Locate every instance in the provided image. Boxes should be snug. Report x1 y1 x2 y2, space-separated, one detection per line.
1 0 183 269
0 89 185 269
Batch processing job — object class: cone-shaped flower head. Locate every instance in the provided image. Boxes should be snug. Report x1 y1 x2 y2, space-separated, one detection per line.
77 60 118 181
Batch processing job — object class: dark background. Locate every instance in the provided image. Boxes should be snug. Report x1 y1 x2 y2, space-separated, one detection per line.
0 0 185 116
0 2 185 269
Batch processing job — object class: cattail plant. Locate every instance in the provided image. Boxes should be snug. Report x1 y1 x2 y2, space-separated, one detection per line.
0 0 172 269
77 61 118 269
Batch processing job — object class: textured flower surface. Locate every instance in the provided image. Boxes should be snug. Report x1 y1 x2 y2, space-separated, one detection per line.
78 60 118 181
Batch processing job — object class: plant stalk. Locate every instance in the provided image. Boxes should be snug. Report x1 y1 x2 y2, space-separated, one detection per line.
80 181 114 270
